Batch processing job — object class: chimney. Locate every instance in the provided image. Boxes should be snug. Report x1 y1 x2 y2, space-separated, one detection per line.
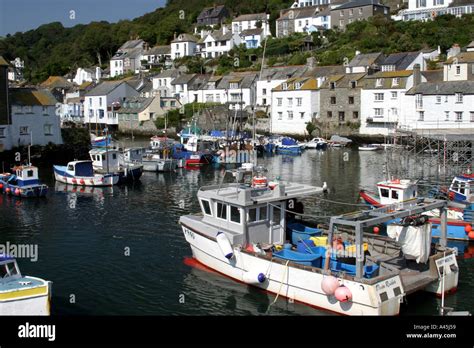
222 26 227 35
174 32 177 40
95 67 102 81
413 63 421 86
447 43 461 59
306 57 316 68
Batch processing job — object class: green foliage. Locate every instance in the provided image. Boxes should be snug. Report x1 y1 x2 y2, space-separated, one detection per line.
306 122 316 136
155 102 219 129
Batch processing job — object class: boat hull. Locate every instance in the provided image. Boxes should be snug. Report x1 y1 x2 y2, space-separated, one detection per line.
0 181 48 198
0 278 51 316
181 223 403 316
53 166 119 186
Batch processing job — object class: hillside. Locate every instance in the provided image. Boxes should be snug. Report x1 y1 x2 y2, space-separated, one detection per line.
0 0 473 83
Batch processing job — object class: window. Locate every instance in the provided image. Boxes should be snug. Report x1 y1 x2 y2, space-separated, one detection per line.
230 205 241 223
418 111 424 121
392 78 400 86
348 96 354 104
216 202 227 220
359 8 363 14
391 108 398 116
259 206 267 220
339 19 344 27
391 190 399 200
338 112 345 121
282 83 288 90
375 78 383 87
327 111 333 118
99 109 105 119
374 93 384 101
42 106 48 115
391 91 397 99
445 111 449 121
296 97 302 106
262 98 266 105
455 111 462 122
44 124 53 136
340 10 344 16
349 9 353 16
0 128 5 138
434 0 444 4
248 208 257 222
287 98 293 106
99 97 102 107
215 95 220 103
471 112 474 122
298 20 302 27
455 93 463 103
416 0 426 7
229 82 239 89
19 126 29 135
277 98 282 106
295 82 302 89
27 170 34 177
350 81 356 88
436 95 441 104
374 108 384 117
330 82 335 90
380 188 389 198
262 88 267 95
455 65 461 75
353 111 359 119
300 112 305 119
288 111 293 120
277 112 283 120
415 94 423 108
445 96 448 103
330 96 336 104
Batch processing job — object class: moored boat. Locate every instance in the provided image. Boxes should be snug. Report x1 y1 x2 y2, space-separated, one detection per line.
180 164 457 315
89 148 143 182
305 137 328 150
358 144 381 151
0 255 52 315
0 165 48 198
53 160 119 186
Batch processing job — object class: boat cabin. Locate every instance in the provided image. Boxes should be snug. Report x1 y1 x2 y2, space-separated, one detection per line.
194 167 322 246
150 136 175 150
184 136 216 153
0 255 21 282
376 179 417 205
123 147 145 163
449 174 473 203
65 161 95 177
89 148 120 172
10 165 40 187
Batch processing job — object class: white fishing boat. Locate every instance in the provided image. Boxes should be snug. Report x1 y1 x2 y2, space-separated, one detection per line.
180 164 458 315
358 144 381 151
53 160 119 186
142 153 176 172
0 255 52 315
89 148 143 183
305 138 328 150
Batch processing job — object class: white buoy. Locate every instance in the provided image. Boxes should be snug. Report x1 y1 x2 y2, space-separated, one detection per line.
243 271 266 285
216 232 234 259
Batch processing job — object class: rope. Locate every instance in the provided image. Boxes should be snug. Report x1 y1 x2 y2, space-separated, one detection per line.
266 259 290 314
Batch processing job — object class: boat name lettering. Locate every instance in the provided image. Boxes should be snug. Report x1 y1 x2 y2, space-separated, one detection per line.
436 255 453 267
184 228 195 239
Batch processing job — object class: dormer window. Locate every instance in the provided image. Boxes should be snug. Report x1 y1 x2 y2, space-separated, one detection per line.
376 78 384 87
229 82 239 89
350 81 356 88
282 83 288 90
295 82 302 89
392 78 400 86
330 82 335 90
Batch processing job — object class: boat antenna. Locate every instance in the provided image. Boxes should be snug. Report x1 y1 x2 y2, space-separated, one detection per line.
28 131 33 165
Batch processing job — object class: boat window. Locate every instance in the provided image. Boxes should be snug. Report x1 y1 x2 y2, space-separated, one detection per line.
216 202 227 220
260 206 268 221
230 205 241 224
391 190 399 200
272 206 281 225
248 208 257 222
379 291 388 302
380 188 389 198
112 154 117 160
201 199 212 216
27 170 34 177
452 180 459 192
459 182 465 195
0 264 8 278
6 262 18 276
102 155 106 161
68 164 74 171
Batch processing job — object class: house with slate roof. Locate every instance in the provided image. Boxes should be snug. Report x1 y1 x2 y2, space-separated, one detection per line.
380 51 426 72
171 34 198 60
330 0 390 30
196 5 230 26
231 13 271 38
197 25 241 58
110 39 146 77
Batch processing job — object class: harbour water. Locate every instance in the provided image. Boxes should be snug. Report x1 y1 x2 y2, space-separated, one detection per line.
0 148 472 315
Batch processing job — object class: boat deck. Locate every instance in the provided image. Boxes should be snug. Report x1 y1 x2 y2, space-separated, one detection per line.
0 276 46 292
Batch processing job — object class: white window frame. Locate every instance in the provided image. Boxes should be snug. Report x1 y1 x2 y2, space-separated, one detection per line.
374 93 384 102
200 199 213 216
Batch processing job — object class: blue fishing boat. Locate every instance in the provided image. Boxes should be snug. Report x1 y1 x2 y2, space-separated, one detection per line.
91 134 112 147
0 165 48 198
276 137 302 155
53 160 119 186
448 173 474 204
287 221 323 244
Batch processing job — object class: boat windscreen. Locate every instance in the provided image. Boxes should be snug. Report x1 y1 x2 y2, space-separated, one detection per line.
74 162 94 177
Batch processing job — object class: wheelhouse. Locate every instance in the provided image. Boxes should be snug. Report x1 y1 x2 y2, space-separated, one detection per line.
449 174 473 203
376 179 417 205
11 166 40 186
0 256 21 282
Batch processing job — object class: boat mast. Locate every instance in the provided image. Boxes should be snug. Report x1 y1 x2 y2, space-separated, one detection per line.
28 131 32 165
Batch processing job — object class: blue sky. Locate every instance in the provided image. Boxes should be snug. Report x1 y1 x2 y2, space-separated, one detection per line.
0 0 166 36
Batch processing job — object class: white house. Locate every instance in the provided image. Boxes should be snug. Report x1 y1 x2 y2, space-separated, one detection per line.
231 13 271 37
443 51 474 81
152 69 181 98
73 67 101 85
142 45 172 70
7 58 24 82
199 26 241 59
171 34 198 60
399 0 474 21
240 28 265 49
345 52 385 74
3 88 63 150
360 69 427 135
291 0 331 7
271 77 320 135
84 81 139 129
110 40 145 78
256 65 309 111
380 51 427 72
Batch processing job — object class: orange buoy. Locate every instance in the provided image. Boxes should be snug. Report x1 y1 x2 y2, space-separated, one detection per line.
14 188 20 196
373 226 380 234
5 187 11 194
468 231 474 240
465 224 472 233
